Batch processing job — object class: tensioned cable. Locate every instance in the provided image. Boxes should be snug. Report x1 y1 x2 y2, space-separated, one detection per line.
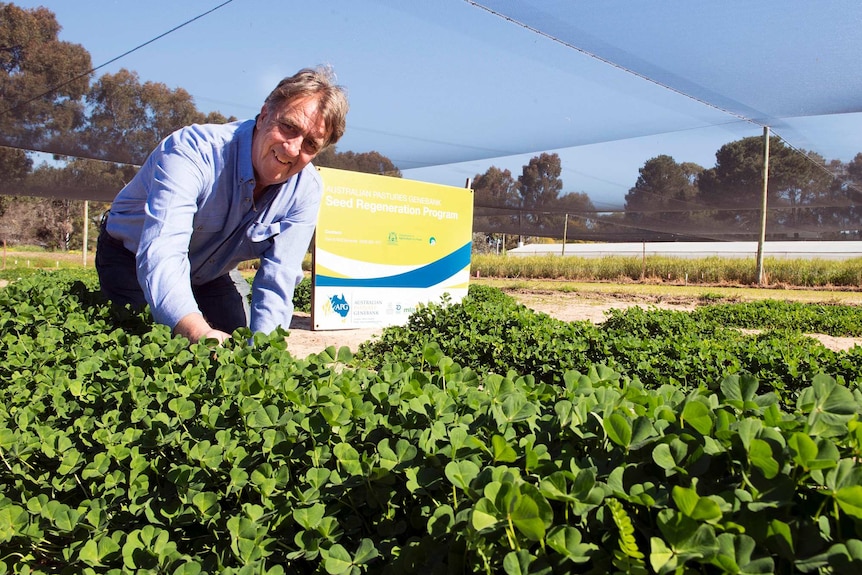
0 0 235 118
463 1 758 127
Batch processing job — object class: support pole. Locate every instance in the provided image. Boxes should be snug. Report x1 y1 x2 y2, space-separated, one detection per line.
755 126 770 285
561 213 568 255
82 200 89 267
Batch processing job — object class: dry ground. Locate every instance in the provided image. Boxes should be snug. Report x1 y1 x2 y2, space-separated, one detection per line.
285 289 862 357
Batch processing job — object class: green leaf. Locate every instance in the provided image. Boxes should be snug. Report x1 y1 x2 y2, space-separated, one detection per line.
604 412 632 448
720 374 761 411
78 535 121 567
492 434 518 463
546 525 596 563
735 418 763 451
788 432 840 472
352 538 379 565
835 486 862 519
650 537 677 575
630 416 659 449
192 492 220 519
427 504 455 537
801 374 858 433
324 544 354 575
789 432 816 465
44 501 81 532
497 394 537 425
188 441 224 469
503 549 534 575
794 540 862 573
57 448 84 475
293 503 326 530
333 443 362 476
510 495 544 541
656 509 719 569
672 485 722 522
748 438 779 479
335 346 354 363
0 505 27 543
249 404 282 428
472 498 500 532
653 443 678 471
168 397 196 420
82 452 111 480
172 562 203 575
682 401 713 435
445 460 480 491
712 533 774 574
422 343 444 366
766 519 794 557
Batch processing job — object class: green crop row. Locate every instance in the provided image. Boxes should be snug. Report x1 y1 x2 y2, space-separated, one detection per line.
471 254 862 287
360 285 862 404
0 271 861 574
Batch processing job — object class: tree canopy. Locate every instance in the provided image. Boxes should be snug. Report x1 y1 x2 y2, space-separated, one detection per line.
314 148 402 177
471 153 599 241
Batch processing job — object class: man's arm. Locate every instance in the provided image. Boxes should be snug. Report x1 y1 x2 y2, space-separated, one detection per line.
173 312 231 343
249 171 323 335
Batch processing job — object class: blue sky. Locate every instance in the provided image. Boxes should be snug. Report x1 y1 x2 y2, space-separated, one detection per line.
11 0 862 208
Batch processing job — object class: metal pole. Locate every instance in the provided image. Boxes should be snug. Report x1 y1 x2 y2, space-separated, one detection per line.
82 200 89 267
755 126 770 284
641 240 646 281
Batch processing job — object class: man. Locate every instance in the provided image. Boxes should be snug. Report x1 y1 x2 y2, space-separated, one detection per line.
95 66 348 343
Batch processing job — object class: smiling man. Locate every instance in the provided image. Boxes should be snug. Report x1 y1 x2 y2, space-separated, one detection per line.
96 67 348 343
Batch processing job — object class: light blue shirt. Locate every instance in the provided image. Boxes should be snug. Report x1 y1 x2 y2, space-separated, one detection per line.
105 119 322 335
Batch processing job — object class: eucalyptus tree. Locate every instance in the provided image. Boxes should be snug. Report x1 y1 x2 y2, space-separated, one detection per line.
625 155 701 219
471 165 520 239
83 69 233 165
699 136 836 238
0 2 92 156
314 148 402 177
517 152 564 236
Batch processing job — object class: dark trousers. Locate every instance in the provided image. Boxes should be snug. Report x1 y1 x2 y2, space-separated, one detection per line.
95 224 250 334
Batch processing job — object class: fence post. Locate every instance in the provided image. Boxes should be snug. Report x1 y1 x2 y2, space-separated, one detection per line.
755 126 770 285
82 200 89 267
562 213 568 255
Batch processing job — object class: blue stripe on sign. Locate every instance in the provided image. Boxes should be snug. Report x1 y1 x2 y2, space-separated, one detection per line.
315 242 472 288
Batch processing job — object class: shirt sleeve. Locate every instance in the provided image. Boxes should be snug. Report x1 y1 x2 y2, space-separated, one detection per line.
249 175 322 335
136 141 209 329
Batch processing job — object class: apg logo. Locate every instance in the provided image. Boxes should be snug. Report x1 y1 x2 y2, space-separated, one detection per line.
329 294 350 318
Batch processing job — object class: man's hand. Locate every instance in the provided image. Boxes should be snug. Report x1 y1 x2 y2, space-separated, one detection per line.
174 313 231 344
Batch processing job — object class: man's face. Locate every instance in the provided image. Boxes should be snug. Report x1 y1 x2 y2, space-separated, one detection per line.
252 95 328 188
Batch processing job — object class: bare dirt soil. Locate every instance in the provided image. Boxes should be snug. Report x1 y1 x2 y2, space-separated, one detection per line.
285 290 862 357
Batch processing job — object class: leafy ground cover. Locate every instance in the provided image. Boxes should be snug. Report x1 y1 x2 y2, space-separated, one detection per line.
1 272 861 573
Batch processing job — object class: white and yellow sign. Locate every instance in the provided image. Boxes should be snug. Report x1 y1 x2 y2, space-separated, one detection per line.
312 167 474 330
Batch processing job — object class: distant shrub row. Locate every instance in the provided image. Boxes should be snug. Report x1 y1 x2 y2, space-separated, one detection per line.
471 254 862 287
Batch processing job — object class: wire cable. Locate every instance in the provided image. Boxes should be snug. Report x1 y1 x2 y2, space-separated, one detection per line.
0 0 235 118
